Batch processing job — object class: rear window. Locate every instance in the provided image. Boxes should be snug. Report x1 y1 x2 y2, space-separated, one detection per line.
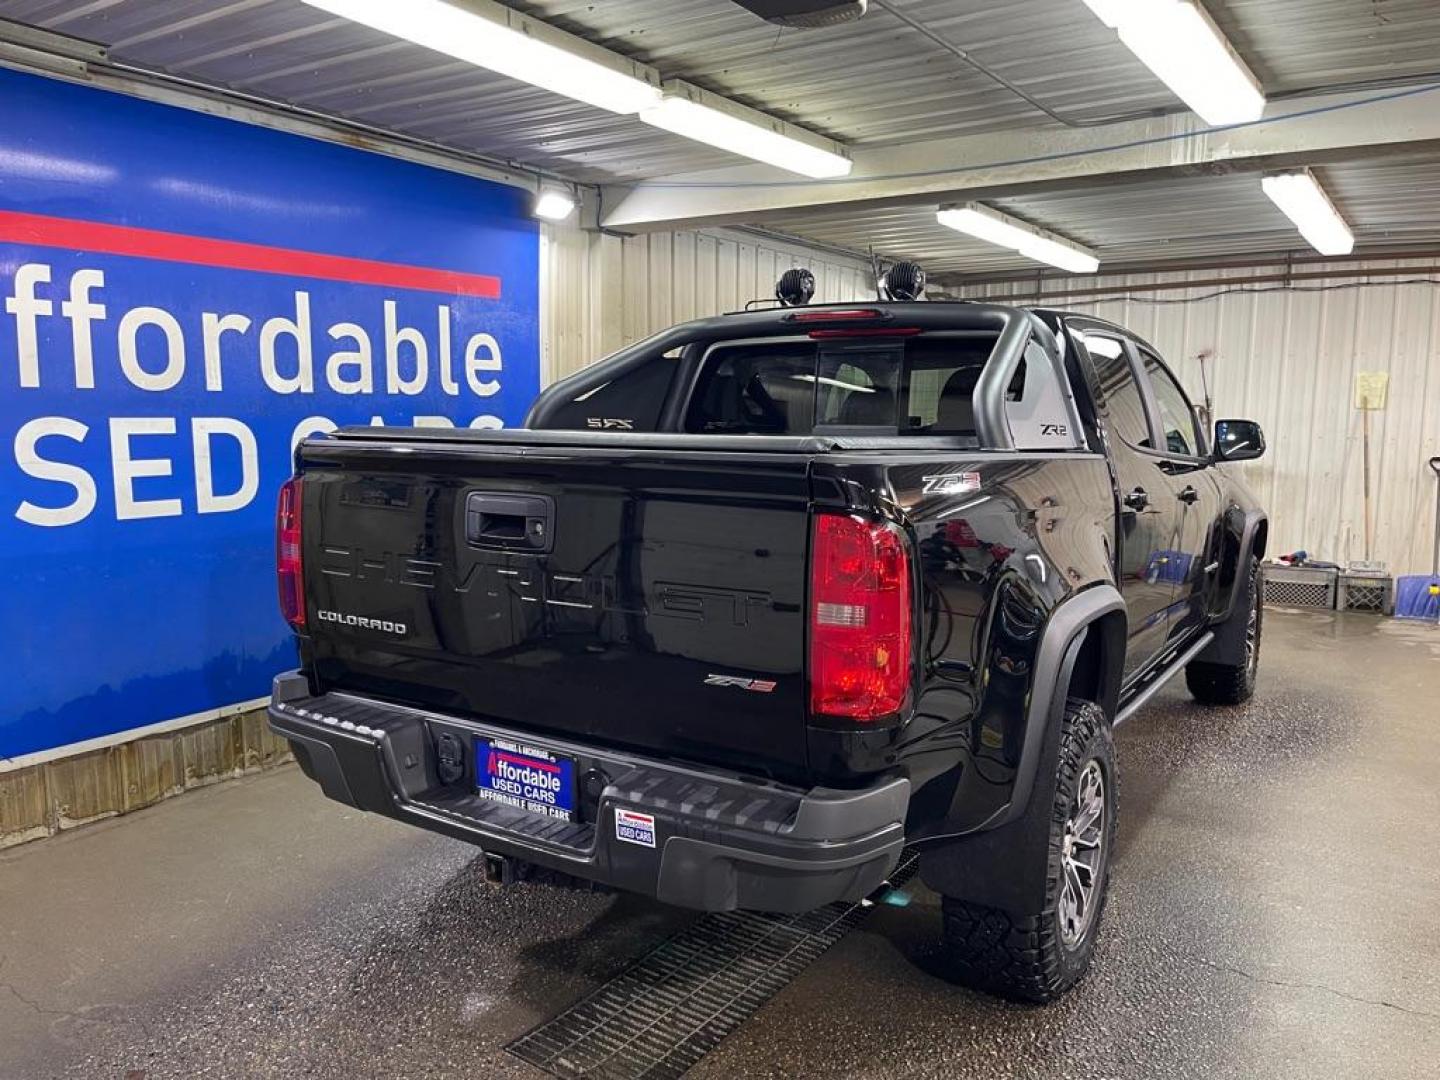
685 342 817 435
686 336 997 437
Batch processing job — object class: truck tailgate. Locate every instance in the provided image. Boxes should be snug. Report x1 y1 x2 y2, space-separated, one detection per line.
298 435 813 779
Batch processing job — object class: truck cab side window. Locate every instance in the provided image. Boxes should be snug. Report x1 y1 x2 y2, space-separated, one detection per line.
1140 351 1204 457
1084 335 1151 450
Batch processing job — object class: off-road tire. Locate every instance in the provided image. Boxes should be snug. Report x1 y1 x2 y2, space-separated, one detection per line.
939 698 1117 1004
1186 556 1262 705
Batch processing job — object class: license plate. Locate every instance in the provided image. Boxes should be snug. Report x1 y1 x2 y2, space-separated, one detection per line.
474 736 576 821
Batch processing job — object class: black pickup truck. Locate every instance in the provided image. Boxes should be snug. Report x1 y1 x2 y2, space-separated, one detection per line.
269 297 1268 1002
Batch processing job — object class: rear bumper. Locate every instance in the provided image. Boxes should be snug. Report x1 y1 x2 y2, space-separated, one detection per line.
268 671 908 913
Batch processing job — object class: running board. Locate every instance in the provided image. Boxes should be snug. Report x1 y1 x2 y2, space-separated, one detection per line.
1115 631 1215 728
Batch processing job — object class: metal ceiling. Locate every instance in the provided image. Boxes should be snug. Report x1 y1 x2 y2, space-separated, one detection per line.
2 0 1439 276
1212 0 1440 91
1 0 1163 182
5 0 1440 178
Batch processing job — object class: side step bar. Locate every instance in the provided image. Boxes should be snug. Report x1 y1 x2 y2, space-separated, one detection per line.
1115 631 1215 728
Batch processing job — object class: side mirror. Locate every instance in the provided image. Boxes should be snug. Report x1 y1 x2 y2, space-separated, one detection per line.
1213 418 1265 462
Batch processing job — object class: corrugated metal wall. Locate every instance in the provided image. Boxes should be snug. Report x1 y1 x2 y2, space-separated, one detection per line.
539 238 1440 574
540 223 875 384
970 262 1440 575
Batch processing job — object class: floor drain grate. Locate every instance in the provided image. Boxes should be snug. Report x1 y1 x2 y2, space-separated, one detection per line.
507 849 917 1080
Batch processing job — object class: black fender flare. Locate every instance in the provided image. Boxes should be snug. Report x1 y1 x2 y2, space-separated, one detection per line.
919 584 1125 911
1198 509 1267 666
1000 584 1125 829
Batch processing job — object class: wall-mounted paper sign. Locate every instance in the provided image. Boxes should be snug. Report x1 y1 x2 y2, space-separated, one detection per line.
1354 371 1390 411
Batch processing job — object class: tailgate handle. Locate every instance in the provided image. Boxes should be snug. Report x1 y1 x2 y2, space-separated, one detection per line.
465 492 555 553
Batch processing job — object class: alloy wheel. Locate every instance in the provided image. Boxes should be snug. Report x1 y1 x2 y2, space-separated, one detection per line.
1245 587 1261 674
1058 759 1107 948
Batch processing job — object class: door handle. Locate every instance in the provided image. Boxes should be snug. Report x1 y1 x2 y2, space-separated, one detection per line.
1178 485 1200 505
466 491 555 553
1123 488 1150 512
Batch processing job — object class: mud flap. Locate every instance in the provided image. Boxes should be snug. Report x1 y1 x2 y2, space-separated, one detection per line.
917 629 1084 913
1196 579 1253 666
918 713 1064 912
1197 513 1264 667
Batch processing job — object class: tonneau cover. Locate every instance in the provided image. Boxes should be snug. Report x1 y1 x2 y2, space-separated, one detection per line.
322 426 980 454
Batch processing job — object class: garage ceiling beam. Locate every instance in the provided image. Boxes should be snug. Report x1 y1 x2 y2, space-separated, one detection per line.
600 84 1440 232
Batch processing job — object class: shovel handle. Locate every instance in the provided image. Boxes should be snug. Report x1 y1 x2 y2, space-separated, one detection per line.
1434 458 1440 576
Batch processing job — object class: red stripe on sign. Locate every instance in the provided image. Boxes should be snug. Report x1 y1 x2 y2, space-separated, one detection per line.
0 209 502 300
494 751 560 773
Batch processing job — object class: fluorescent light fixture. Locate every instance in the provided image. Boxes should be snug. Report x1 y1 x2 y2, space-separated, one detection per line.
1080 0 1265 125
1261 169 1355 256
936 203 1101 274
303 0 662 115
1016 234 1100 275
308 2 853 179
533 187 577 221
641 81 852 179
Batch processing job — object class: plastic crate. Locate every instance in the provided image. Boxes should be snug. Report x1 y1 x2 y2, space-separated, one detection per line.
1262 563 1337 610
1337 572 1393 614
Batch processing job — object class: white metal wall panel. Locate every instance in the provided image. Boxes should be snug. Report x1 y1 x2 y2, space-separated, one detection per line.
540 223 873 384
972 263 1440 575
545 240 1440 573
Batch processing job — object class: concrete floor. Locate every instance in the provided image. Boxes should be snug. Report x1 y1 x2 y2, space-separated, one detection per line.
2 610 1438 1080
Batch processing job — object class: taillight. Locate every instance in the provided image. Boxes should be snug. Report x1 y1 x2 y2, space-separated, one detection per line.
809 513 913 721
277 476 304 629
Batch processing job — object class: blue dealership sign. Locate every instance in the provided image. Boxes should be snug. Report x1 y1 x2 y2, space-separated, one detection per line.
0 69 540 761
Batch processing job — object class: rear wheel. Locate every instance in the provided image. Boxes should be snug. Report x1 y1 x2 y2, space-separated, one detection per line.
1186 556 1262 705
939 698 1117 1003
